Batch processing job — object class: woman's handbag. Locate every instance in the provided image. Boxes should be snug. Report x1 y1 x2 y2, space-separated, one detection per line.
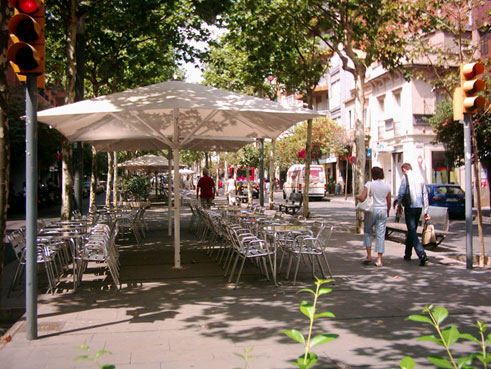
422 220 437 247
356 182 373 212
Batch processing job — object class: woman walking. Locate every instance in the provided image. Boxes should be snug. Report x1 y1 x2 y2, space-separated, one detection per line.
356 167 391 266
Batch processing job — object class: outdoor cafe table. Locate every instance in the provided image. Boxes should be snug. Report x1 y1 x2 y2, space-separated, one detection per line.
261 224 312 284
38 226 89 290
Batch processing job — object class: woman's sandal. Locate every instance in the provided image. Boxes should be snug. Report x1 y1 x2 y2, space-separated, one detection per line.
375 262 383 267
362 259 372 265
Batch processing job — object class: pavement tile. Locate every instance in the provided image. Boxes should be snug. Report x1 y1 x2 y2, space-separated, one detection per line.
1 198 490 369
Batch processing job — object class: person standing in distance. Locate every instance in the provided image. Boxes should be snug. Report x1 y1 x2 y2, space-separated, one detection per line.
398 163 430 266
196 168 216 209
226 176 236 206
356 167 391 267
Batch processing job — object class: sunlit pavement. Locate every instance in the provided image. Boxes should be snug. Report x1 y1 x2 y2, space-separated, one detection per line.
0 193 489 369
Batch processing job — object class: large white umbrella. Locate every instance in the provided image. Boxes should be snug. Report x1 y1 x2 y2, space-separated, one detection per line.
118 154 185 171
118 154 171 170
37 80 321 268
178 168 195 175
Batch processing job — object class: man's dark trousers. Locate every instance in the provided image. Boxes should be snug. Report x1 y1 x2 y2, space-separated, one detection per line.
404 207 427 260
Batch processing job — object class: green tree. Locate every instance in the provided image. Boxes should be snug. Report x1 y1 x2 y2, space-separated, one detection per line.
42 0 234 217
406 0 490 265
307 0 414 231
236 144 260 203
180 150 205 168
0 0 13 289
215 0 329 217
277 118 346 169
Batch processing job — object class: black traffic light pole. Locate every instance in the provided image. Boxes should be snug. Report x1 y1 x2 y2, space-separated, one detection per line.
25 73 39 340
463 114 473 269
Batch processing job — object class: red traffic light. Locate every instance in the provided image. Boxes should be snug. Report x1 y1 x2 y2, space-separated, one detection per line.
7 43 41 70
8 13 42 43
461 62 486 114
9 0 40 14
7 0 45 80
462 62 485 79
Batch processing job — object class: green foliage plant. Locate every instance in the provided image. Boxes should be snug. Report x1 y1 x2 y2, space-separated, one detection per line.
120 174 150 201
401 305 490 369
281 277 338 369
233 346 255 369
75 344 115 369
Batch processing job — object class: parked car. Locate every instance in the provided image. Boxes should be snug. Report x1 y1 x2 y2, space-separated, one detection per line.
426 184 466 218
97 181 107 193
236 180 259 198
394 183 466 219
82 182 90 198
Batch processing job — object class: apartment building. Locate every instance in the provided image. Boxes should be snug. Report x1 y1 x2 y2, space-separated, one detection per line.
319 28 489 204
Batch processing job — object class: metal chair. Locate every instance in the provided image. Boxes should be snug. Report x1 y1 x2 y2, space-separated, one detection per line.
285 224 334 284
7 230 60 295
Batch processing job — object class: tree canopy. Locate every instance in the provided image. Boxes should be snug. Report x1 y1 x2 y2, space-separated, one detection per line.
276 118 346 169
45 0 233 96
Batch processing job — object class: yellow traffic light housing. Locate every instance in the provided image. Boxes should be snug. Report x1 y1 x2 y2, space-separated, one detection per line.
453 87 464 121
461 62 486 114
7 0 45 88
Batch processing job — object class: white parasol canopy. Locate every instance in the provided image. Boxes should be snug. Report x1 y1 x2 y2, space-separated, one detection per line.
118 154 184 171
37 80 321 268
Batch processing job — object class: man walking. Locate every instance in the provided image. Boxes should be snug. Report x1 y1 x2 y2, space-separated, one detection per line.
197 168 215 208
397 163 430 266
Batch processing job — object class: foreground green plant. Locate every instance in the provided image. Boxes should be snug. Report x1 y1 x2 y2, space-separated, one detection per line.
401 305 490 369
281 277 338 369
233 346 255 369
75 344 115 369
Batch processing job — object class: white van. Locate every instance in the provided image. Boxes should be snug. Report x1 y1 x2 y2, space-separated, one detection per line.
283 164 326 200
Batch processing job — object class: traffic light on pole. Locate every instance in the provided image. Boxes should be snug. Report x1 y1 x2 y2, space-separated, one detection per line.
7 0 45 88
461 62 486 114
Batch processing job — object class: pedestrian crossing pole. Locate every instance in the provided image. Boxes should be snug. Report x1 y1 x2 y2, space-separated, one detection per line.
454 62 486 269
25 73 39 339
463 114 473 269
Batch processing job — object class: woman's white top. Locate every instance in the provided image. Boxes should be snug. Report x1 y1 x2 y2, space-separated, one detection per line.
365 180 391 208
227 178 236 193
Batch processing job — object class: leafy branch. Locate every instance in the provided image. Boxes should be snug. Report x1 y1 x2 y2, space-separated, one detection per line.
75 344 115 369
401 305 490 369
281 277 338 369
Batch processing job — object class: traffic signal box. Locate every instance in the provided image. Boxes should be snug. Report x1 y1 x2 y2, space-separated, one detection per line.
7 0 45 89
453 62 486 121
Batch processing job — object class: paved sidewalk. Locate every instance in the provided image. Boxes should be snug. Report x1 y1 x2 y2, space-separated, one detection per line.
0 197 490 369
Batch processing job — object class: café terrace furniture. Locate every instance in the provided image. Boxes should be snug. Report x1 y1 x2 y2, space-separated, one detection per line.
77 223 120 289
6 230 62 296
283 224 334 284
196 204 336 287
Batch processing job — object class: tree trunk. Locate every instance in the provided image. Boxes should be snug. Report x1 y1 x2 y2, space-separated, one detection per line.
0 0 12 293
89 146 97 212
65 0 77 103
303 92 314 219
60 139 73 220
354 68 367 233
269 139 276 209
471 120 485 267
303 118 312 219
105 152 113 206
73 14 86 211
246 167 252 204
60 0 77 220
113 152 118 207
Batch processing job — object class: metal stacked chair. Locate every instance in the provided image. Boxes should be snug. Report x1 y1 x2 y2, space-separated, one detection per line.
77 223 120 289
116 207 143 244
7 230 61 295
225 225 275 289
284 224 334 284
